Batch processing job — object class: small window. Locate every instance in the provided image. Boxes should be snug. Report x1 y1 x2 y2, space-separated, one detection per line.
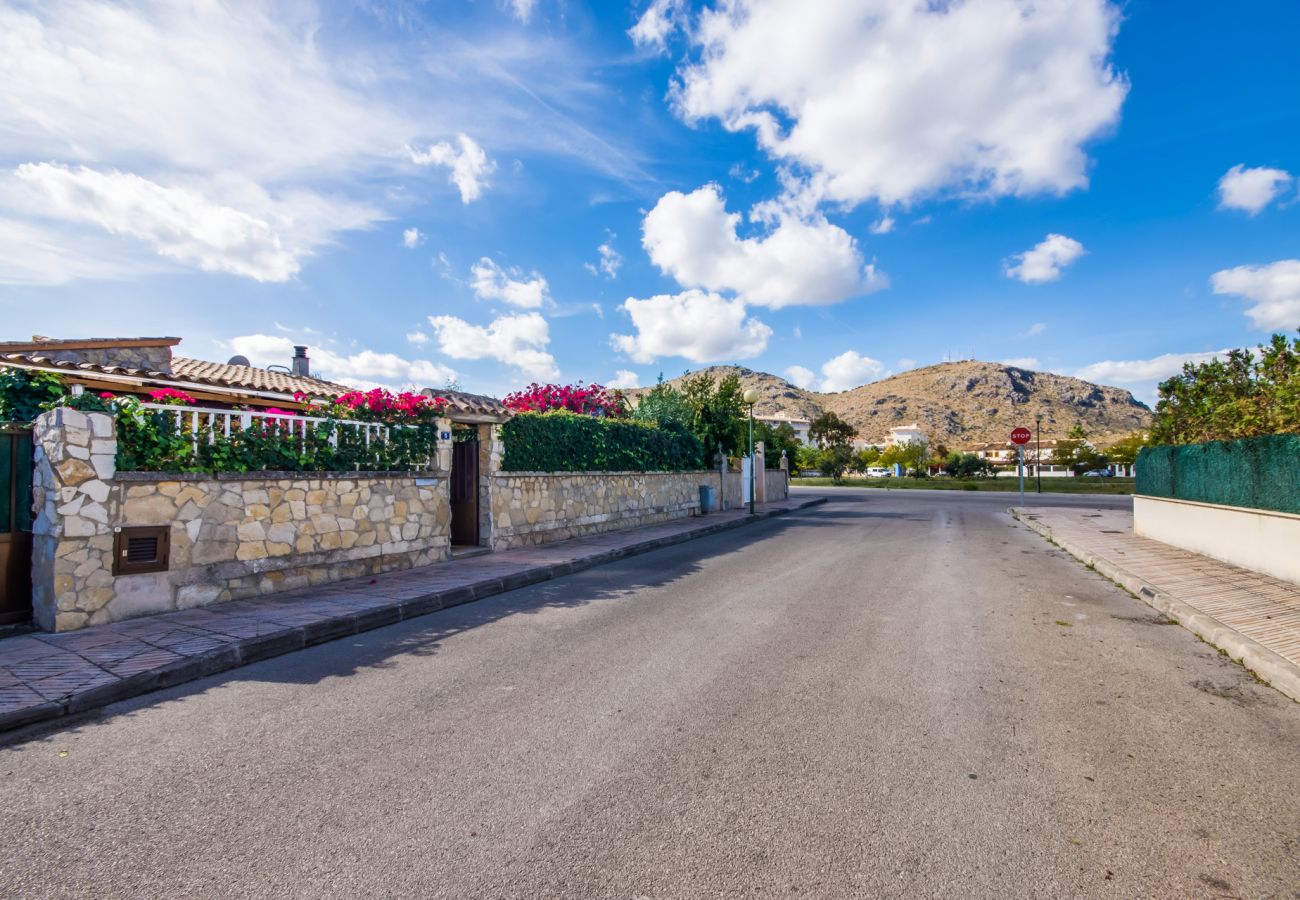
113 526 170 576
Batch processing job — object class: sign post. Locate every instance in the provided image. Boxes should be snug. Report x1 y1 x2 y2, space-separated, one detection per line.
1010 426 1032 508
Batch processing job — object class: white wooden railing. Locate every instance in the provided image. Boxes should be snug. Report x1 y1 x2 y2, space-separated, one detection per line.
140 403 389 454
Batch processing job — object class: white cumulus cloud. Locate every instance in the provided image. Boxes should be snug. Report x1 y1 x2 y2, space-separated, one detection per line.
818 351 887 392
642 184 885 308
607 369 641 390
407 134 496 204
1001 357 1041 370
1217 164 1292 215
630 0 687 50
784 365 816 390
611 289 772 364
1005 234 1085 284
1210 260 1300 330
427 312 559 380
1075 351 1229 385
869 216 895 235
588 237 623 279
402 227 424 249
673 0 1127 207
228 334 457 390
469 257 551 309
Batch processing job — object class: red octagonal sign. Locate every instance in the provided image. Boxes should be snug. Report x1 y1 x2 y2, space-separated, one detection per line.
1010 427 1032 445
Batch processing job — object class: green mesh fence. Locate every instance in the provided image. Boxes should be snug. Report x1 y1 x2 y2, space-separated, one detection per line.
1137 435 1300 514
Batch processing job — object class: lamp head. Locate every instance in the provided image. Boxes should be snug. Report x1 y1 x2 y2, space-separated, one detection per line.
742 388 760 405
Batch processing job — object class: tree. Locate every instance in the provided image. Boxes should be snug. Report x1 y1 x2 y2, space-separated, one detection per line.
851 446 882 470
943 452 996 479
1054 424 1107 475
794 444 821 475
815 444 854 482
631 375 692 428
754 420 801 467
809 411 858 448
1152 332 1299 444
680 371 746 458
1105 431 1150 467
878 439 928 475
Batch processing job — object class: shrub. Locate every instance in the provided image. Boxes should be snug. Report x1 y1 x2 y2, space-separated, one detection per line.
501 411 703 472
0 368 65 421
109 395 439 473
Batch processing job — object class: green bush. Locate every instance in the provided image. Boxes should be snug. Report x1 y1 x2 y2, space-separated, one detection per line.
501 411 704 472
1137 434 1300 514
0 368 65 422
115 404 437 474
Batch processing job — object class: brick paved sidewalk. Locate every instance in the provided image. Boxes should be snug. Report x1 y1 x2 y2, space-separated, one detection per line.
0 496 825 734
1013 505 1300 703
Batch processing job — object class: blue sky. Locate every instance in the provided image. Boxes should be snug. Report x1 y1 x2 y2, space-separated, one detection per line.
2 0 1297 405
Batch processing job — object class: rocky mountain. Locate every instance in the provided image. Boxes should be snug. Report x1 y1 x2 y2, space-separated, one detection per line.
629 362 1152 446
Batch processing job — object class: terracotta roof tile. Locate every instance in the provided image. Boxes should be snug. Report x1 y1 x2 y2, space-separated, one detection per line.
170 358 350 396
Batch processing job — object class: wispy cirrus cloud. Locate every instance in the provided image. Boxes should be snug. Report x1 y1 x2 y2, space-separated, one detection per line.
0 0 645 286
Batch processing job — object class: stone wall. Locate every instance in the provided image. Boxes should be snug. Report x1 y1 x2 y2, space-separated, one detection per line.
31 409 452 631
488 471 711 550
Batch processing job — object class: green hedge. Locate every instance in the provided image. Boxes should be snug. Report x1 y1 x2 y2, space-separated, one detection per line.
1137 434 1300 514
116 412 437 474
501 411 704 472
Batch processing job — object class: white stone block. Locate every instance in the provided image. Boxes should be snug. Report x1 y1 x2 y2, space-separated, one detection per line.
90 413 115 438
79 479 111 504
90 454 115 481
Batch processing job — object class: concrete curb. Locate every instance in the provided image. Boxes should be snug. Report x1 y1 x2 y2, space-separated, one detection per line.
1010 508 1300 704
1 497 827 736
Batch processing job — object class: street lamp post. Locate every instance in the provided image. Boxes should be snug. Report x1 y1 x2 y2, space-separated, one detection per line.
1035 414 1042 494
743 388 759 514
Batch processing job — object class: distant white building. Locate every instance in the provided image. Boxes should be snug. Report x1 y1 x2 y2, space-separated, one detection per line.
756 412 813 446
885 422 927 448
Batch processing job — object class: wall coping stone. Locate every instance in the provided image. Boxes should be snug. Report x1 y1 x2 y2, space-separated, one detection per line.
116 469 441 483
495 470 713 478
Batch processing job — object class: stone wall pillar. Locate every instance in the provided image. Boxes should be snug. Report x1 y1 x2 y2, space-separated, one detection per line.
754 441 767 504
478 424 501 546
434 417 453 474
31 409 118 631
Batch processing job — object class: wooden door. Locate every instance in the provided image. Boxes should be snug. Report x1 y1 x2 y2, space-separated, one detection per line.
0 426 34 626
450 437 480 546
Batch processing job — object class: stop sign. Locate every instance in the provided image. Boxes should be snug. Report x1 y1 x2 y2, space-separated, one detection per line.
1010 426 1032 445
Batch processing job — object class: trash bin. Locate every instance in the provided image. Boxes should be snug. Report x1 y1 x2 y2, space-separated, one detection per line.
698 484 716 514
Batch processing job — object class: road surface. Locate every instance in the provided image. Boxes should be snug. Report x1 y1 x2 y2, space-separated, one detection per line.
3 490 1297 897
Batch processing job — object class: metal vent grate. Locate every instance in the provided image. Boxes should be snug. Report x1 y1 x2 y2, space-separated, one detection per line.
113 526 170 575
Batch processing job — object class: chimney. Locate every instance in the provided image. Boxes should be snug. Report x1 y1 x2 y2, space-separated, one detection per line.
292 345 310 377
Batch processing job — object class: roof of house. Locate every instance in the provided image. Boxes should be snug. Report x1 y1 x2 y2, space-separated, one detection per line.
421 389 511 423
0 347 351 398
171 358 351 396
1 335 513 421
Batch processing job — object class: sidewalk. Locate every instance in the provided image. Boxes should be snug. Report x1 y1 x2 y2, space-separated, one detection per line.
1012 505 1300 703
0 495 825 734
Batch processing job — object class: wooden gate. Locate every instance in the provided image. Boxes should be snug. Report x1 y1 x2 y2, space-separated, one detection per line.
450 433 480 547
0 424 34 626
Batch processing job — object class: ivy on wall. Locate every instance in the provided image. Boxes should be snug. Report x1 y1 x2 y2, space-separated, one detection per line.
501 411 703 472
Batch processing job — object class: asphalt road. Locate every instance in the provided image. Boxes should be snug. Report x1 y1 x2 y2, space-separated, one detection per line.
3 491 1298 898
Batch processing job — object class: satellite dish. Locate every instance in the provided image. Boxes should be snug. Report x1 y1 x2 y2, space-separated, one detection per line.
227 355 251 367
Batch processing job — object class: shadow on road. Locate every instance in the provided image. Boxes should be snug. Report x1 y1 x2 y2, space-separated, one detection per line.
30 499 858 739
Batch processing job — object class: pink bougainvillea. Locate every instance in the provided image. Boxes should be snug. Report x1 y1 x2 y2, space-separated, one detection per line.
148 387 196 406
503 382 627 417
305 388 448 425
